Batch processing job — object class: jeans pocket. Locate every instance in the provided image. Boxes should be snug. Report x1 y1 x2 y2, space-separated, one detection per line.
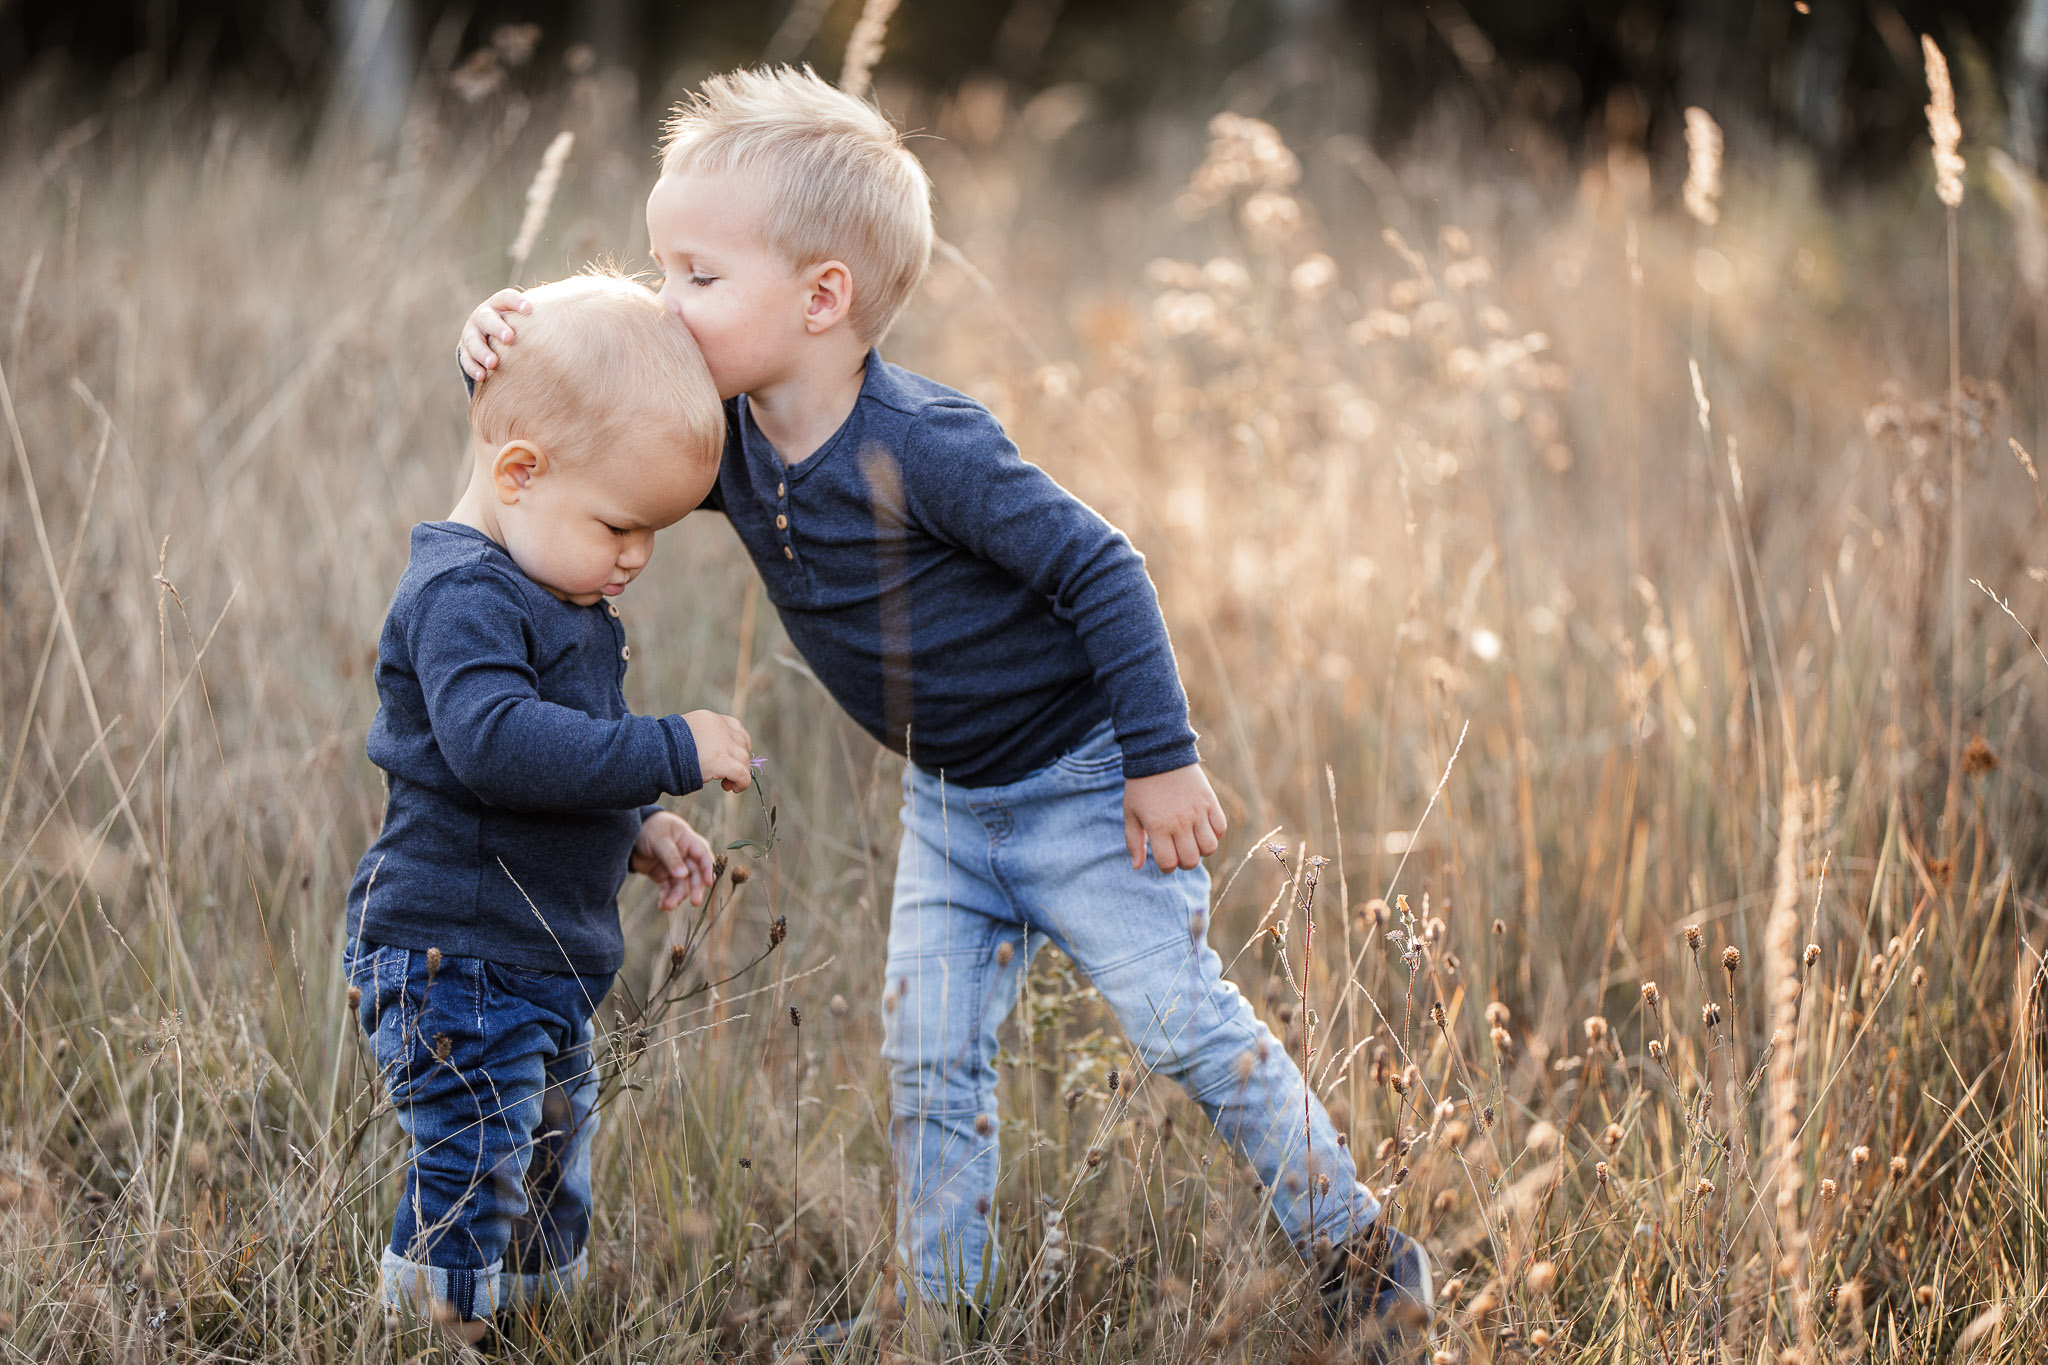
1052 723 1123 778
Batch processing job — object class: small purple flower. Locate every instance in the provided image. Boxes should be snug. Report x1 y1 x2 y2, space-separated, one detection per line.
750 754 768 770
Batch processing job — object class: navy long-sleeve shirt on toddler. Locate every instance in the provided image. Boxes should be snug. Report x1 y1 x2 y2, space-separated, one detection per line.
704 352 1199 787
346 522 703 976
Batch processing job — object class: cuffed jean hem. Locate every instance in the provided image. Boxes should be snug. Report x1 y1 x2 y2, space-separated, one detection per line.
379 1247 503 1323
500 1248 590 1308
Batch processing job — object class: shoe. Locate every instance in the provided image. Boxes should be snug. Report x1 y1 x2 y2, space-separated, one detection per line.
1319 1219 1433 1349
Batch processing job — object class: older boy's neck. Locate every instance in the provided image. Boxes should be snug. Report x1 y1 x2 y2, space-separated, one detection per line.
746 347 869 467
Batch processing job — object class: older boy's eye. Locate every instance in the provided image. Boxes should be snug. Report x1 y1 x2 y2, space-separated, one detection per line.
689 273 715 287
604 523 628 536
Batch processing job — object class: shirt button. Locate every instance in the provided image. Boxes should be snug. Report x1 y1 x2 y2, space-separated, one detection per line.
607 603 620 618
783 545 794 560
620 645 631 662
777 481 786 498
775 513 789 529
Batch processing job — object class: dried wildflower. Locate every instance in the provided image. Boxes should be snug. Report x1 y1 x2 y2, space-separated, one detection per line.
974 1114 993 1136
1684 924 1704 951
1890 1154 1908 1180
1683 107 1724 226
1836 1280 1864 1313
346 984 362 1009
1723 946 1741 973
730 864 753 885
1804 943 1822 969
1441 1277 1465 1304
1490 1025 1513 1052
1085 1147 1103 1168
1595 1160 1611 1183
1526 1260 1558 1294
768 915 786 947
1584 1016 1610 1047
1703 1002 1723 1027
1485 1000 1510 1027
1429 1000 1447 1028
1962 736 1998 776
1916 1284 1937 1307
1648 1039 1664 1060
425 947 442 974
1377 1136 1399 1162
1530 1328 1553 1348
1641 981 1661 1006
788 1006 801 1028
1436 1099 1457 1121
994 941 1015 967
1851 1146 1872 1171
1923 37 1965 208
1106 1068 1120 1094
1821 1178 1838 1200
1491 917 1506 936
1696 1177 1715 1199
1603 1122 1625 1151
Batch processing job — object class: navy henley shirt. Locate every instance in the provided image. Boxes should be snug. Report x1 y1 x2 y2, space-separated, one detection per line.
346 522 703 975
703 352 1199 787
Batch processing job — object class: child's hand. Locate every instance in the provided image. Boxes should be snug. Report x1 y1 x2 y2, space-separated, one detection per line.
633 810 717 909
685 710 755 792
459 288 533 382
1124 764 1228 874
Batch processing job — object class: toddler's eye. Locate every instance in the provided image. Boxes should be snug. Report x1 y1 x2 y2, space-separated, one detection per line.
689 273 716 287
603 523 628 536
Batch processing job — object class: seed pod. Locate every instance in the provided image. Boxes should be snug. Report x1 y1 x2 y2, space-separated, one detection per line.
1684 924 1703 950
1723 946 1741 973
1584 1016 1609 1046
768 915 787 947
426 947 442 974
347 985 362 1009
1485 1000 1510 1027
1804 943 1821 968
1703 1002 1723 1027
1642 981 1660 1006
729 864 752 885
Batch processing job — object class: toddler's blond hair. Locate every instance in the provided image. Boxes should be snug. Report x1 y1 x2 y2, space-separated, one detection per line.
470 270 723 470
660 66 932 343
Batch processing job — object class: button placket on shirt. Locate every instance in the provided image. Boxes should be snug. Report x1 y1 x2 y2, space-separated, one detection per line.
777 477 794 560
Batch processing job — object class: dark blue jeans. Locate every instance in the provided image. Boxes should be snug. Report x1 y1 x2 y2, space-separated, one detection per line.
348 944 613 1322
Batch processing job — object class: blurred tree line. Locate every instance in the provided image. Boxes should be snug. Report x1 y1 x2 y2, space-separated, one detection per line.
6 0 2043 177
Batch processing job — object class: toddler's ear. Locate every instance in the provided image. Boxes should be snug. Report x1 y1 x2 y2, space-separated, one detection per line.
491 440 545 502
803 261 853 335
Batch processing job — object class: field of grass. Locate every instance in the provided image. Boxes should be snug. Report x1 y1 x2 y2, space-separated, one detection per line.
2 38 2046 1365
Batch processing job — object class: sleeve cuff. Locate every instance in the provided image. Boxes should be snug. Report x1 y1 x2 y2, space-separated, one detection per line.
660 716 704 795
1120 738 1201 781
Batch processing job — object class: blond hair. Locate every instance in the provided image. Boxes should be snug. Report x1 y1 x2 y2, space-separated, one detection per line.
659 66 932 343
469 270 723 473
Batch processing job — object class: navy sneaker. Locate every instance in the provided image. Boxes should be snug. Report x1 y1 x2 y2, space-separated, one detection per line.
1319 1219 1434 1350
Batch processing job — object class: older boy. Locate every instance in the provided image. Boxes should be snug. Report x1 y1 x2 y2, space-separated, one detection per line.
352 271 754 1341
460 70 1429 1337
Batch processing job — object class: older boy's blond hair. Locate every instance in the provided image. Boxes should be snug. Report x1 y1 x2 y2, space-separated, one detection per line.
660 66 933 343
469 270 723 471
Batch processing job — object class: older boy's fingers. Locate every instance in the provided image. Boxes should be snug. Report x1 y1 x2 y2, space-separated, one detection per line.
1194 819 1220 859
488 288 531 313
1172 826 1203 872
1125 811 1147 870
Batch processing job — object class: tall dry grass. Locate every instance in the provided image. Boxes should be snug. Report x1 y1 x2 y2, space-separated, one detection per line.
1 45 2046 1365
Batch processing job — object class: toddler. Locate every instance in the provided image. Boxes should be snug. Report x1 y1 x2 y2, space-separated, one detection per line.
350 270 753 1341
461 72 1430 1342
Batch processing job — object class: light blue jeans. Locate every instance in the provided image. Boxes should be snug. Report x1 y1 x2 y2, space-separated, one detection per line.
880 721 1379 1302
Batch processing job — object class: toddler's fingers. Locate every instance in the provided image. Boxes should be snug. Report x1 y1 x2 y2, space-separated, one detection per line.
1125 810 1147 870
488 288 532 314
1171 826 1202 871
1194 818 1220 859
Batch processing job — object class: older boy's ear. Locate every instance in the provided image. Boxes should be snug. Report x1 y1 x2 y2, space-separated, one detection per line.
803 261 853 334
491 440 546 503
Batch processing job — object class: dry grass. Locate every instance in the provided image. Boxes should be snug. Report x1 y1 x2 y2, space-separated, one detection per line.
1 54 2046 1365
